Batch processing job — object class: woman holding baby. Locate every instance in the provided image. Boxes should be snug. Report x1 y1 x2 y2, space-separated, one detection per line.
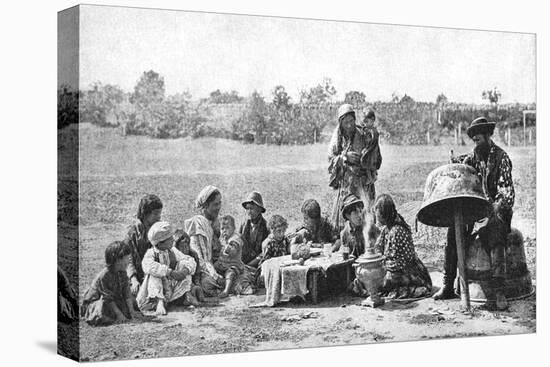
328 104 382 231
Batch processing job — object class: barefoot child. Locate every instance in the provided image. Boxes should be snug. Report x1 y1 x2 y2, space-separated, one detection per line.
81 241 142 326
214 215 246 298
137 221 197 315
174 229 204 303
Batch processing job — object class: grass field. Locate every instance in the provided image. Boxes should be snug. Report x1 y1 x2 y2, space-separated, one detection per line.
58 124 536 361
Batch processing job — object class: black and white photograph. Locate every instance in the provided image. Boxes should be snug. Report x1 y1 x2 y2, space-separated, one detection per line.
3 1 546 365
55 3 540 362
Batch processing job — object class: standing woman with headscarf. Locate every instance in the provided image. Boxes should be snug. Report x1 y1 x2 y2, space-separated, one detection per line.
328 104 382 231
184 186 225 297
124 194 163 296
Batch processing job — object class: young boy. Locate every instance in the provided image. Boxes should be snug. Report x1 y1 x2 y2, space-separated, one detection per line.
332 194 366 258
290 199 337 247
239 191 270 267
137 221 197 315
81 241 142 326
214 215 246 298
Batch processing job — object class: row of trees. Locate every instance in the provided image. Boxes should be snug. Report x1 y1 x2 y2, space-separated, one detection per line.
232 79 336 144
76 71 207 138
58 70 536 145
60 72 342 143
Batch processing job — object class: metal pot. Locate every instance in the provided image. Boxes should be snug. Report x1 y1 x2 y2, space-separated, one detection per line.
354 251 385 307
462 228 534 302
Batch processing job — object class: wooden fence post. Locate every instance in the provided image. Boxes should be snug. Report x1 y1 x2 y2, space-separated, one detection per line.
523 113 527 146
504 130 508 145
454 126 458 145
529 129 533 144
426 131 430 145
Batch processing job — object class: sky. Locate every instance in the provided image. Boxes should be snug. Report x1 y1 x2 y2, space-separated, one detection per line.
59 4 536 104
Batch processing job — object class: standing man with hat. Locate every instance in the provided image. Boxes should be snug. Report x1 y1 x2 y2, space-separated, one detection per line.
328 104 382 231
239 191 270 267
434 117 515 310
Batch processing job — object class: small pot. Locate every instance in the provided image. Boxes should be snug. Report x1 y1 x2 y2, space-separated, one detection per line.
354 251 385 307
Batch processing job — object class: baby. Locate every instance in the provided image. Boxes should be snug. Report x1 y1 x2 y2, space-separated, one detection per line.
137 221 197 315
214 215 246 298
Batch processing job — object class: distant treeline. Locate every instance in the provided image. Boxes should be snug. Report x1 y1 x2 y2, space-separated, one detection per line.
58 70 536 145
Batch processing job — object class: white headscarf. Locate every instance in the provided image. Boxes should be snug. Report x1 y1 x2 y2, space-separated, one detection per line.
195 185 220 209
147 221 174 246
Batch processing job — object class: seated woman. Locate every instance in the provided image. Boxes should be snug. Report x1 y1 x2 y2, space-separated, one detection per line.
124 194 163 297
136 221 198 315
184 186 225 297
290 199 338 248
373 194 432 299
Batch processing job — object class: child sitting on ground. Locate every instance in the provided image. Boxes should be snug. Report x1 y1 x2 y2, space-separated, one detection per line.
174 229 205 303
331 194 370 296
137 221 198 315
332 193 366 258
214 215 246 298
81 241 142 326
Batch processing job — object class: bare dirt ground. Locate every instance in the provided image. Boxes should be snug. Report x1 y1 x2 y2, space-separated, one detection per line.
59 125 536 361
77 272 535 362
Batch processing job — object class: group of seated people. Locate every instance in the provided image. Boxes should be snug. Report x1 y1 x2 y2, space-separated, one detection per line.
81 186 432 326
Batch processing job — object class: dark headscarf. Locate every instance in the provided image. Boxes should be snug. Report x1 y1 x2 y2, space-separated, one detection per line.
137 194 163 222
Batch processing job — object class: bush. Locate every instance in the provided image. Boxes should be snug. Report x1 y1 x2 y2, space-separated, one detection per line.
80 82 126 126
58 85 79 129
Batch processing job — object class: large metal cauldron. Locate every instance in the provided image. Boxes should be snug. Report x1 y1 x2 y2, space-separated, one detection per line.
461 228 534 302
417 164 490 227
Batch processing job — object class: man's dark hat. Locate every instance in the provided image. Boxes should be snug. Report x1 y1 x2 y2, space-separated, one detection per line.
466 117 496 138
242 191 266 213
341 193 364 218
